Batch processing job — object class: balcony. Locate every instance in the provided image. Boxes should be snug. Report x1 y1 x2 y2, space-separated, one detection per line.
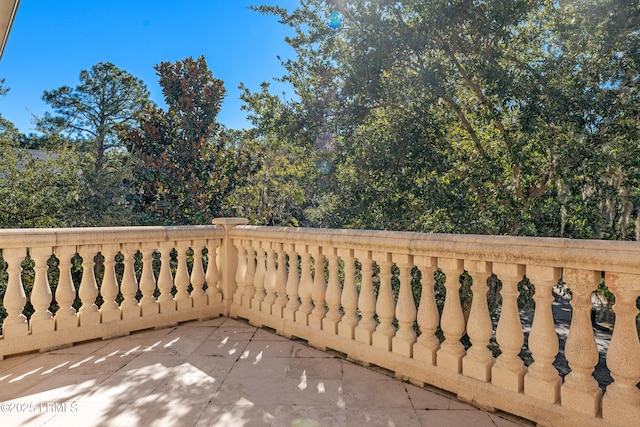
0 219 638 426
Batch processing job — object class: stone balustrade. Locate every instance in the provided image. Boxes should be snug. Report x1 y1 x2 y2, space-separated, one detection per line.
227 225 640 427
0 224 227 358
0 220 638 426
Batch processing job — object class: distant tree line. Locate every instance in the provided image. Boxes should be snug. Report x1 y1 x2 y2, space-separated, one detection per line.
0 0 638 241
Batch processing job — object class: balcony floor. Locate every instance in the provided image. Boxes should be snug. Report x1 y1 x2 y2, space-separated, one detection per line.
0 318 530 426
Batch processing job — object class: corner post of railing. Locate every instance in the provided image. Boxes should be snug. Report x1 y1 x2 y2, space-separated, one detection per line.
213 217 249 316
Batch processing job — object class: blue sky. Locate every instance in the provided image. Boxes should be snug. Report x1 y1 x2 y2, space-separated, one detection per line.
0 0 300 134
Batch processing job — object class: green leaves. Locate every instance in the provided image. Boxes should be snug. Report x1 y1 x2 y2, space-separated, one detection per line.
42 62 151 173
120 56 258 225
244 0 640 238
0 142 83 228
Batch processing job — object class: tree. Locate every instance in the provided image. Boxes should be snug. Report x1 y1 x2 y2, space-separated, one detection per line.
228 83 318 226
42 62 151 173
0 114 83 228
41 63 151 226
248 0 640 238
120 56 259 225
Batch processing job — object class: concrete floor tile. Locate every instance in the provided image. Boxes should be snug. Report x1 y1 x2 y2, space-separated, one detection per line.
0 321 531 426
182 354 238 375
163 324 216 339
145 335 208 356
207 330 256 341
286 357 343 379
79 364 174 403
211 377 284 406
66 353 137 377
0 353 39 375
252 328 292 341
196 399 276 427
109 400 208 427
343 378 413 409
207 321 258 340
92 333 173 356
0 354 101 401
182 316 227 327
291 343 336 358
242 340 295 358
47 339 111 355
342 362 396 382
218 318 257 328
272 404 347 427
279 378 344 407
405 383 476 410
146 372 219 406
118 353 188 372
192 338 250 358
17 374 99 400
227 356 290 379
41 401 112 427
346 408 422 427
416 409 497 427
0 407 59 427
490 413 535 427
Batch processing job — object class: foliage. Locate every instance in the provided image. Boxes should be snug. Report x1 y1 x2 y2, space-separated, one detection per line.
120 56 259 225
247 0 640 239
38 62 152 226
227 83 318 226
42 62 151 173
0 114 84 228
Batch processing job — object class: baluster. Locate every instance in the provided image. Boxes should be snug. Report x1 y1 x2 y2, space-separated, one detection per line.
323 248 342 334
77 245 100 326
524 265 562 403
296 247 314 325
242 242 256 307
99 245 120 322
462 261 494 381
191 241 207 308
413 256 439 365
2 248 28 338
560 268 601 416
338 249 358 339
308 247 326 330
491 263 527 392
283 244 300 321
121 243 141 319
601 273 640 425
261 244 277 314
372 253 395 351
205 239 223 306
174 242 192 310
354 251 377 345
392 254 417 357
158 242 176 313
29 247 54 334
54 246 79 329
251 243 266 310
273 243 288 317
436 258 465 373
233 239 248 306
139 243 159 316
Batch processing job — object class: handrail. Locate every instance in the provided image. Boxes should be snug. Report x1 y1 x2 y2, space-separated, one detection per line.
230 225 640 274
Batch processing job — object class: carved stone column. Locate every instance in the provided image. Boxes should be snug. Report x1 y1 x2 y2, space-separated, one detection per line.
436 258 465 373
491 263 526 392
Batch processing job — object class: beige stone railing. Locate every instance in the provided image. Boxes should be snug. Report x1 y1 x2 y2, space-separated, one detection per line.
1 220 638 426
0 223 229 358
227 224 640 427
